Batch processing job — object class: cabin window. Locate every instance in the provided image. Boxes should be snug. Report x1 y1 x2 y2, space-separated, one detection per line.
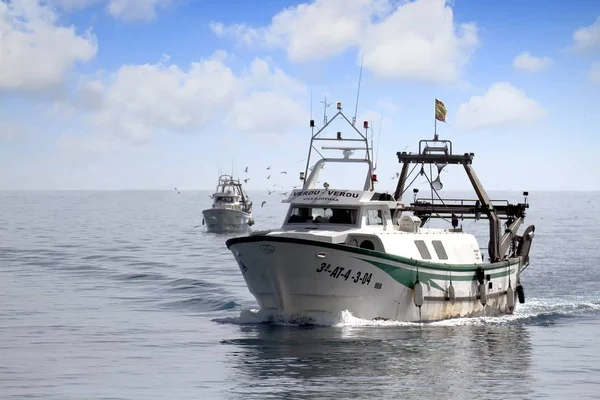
287 207 357 224
414 240 432 259
217 196 234 203
366 209 384 225
432 240 448 260
360 240 375 250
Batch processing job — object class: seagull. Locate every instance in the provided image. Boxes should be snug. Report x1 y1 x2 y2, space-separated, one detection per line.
266 175 271 179
281 171 287 174
280 192 288 196
292 185 300 189
266 166 272 170
267 189 273 195
244 166 248 173
261 201 267 208
244 178 250 183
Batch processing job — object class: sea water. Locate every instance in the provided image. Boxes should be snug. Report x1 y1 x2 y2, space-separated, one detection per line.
1 190 599 399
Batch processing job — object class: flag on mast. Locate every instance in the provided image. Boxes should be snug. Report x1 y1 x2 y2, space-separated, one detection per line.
435 99 447 122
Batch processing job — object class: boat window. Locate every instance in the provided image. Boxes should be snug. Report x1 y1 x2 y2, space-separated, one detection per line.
414 240 432 259
217 196 234 203
432 240 448 260
287 207 357 224
360 240 375 250
366 209 384 225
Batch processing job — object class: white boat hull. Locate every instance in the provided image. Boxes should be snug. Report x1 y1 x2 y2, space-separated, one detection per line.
202 208 253 233
226 235 524 322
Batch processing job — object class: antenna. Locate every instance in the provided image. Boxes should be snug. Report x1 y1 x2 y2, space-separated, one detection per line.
352 53 364 126
310 89 313 121
370 121 374 164
374 112 383 170
320 95 331 125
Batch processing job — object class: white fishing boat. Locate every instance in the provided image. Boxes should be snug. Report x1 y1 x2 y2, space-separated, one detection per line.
202 174 254 233
225 101 535 322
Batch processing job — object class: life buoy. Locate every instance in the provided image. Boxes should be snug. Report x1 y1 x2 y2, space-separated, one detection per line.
413 280 424 307
478 282 487 306
516 284 525 304
448 283 456 302
506 285 515 309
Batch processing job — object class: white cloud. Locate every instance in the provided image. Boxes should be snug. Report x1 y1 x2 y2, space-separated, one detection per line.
210 0 383 62
77 79 106 110
361 0 479 82
513 51 551 72
456 82 547 131
0 0 97 92
570 16 600 53
85 52 238 141
67 52 308 142
590 61 600 85
210 0 479 83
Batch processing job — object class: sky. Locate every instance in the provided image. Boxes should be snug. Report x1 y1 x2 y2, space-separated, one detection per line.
1 0 600 193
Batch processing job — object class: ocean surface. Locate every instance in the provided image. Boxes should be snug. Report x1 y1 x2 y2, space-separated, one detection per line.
1 190 599 400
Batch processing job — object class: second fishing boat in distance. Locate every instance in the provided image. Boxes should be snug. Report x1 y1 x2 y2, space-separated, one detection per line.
225 101 535 322
202 174 254 233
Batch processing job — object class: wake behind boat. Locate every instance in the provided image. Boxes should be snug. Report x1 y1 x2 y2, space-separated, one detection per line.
225 100 535 322
202 174 254 233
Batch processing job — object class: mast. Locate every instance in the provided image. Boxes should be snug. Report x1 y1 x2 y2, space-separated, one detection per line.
301 101 376 191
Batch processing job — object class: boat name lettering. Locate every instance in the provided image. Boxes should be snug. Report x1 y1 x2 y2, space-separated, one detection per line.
292 190 360 198
316 262 372 285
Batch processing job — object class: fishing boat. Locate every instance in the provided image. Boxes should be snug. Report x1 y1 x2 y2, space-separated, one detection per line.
225 101 535 322
202 174 254 233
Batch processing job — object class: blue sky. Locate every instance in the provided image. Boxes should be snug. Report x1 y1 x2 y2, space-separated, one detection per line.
1 0 599 193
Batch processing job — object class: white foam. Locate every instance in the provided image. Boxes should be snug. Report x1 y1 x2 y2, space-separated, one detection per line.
213 297 600 327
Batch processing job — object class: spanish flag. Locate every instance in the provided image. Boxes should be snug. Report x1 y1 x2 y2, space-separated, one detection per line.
435 99 447 122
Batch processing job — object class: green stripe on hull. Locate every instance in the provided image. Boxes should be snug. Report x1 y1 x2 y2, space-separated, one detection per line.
357 258 517 290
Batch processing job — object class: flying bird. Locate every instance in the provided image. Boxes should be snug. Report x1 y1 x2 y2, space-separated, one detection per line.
281 171 287 174
266 166 272 170
280 192 288 196
244 166 248 173
267 189 273 195
244 178 250 183
261 201 267 208
266 175 271 179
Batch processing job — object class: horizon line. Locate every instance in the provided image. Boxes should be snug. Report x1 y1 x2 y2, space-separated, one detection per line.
0 188 598 193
